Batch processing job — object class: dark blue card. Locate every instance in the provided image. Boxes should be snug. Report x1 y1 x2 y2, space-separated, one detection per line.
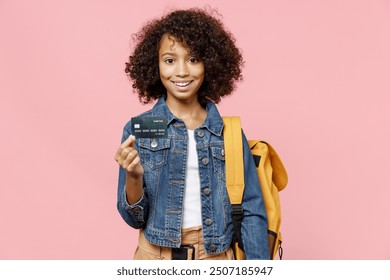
131 117 168 138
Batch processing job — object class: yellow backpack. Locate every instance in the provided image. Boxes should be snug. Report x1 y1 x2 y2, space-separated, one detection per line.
223 116 288 260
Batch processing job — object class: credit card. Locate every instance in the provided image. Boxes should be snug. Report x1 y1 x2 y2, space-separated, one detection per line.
131 117 168 138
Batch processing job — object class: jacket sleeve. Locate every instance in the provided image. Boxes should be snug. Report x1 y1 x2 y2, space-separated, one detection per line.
116 122 149 229
240 131 270 259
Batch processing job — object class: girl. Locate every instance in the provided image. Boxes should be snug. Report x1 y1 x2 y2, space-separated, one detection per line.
115 8 269 260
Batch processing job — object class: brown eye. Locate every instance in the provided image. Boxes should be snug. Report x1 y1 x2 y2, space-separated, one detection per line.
165 58 174 64
189 57 199 63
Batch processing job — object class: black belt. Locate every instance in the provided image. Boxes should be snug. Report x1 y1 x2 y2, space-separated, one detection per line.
172 245 195 260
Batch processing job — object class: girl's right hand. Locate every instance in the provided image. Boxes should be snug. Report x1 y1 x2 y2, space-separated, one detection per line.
114 135 144 178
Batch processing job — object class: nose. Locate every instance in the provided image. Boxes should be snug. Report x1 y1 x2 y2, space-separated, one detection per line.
175 61 189 77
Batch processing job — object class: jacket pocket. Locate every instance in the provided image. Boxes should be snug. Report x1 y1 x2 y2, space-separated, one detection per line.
138 138 171 169
211 146 225 181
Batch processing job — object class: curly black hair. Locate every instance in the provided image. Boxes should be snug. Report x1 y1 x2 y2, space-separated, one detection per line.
125 7 244 105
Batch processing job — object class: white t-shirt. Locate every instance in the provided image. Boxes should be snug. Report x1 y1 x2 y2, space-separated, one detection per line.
182 129 202 228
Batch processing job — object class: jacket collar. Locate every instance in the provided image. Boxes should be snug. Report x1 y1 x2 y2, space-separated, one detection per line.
151 97 224 137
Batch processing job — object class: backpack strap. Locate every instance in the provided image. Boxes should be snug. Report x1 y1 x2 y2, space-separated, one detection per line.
222 116 245 203
222 116 245 252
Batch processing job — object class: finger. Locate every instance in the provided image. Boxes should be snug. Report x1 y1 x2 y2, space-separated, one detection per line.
115 135 137 164
115 146 129 163
123 149 138 169
121 147 132 157
114 146 125 162
127 155 141 173
120 134 136 149
115 147 130 165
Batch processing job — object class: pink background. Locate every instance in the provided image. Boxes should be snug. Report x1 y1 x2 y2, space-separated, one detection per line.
1 0 390 259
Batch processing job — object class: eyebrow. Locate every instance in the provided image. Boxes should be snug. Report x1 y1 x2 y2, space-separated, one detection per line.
160 52 177 57
160 52 199 58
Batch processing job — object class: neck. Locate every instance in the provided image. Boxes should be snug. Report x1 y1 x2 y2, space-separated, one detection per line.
165 96 207 130
166 98 201 118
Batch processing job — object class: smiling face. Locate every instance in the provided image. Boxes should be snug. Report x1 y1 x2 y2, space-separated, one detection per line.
158 34 205 104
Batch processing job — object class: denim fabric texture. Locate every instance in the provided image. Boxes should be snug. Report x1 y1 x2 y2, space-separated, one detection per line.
117 97 270 259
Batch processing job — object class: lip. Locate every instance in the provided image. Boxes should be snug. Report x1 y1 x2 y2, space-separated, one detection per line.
172 81 192 87
171 80 193 89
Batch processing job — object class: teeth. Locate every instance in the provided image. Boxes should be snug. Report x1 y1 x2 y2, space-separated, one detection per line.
174 81 191 87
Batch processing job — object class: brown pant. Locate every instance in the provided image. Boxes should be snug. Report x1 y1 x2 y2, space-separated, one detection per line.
133 226 234 260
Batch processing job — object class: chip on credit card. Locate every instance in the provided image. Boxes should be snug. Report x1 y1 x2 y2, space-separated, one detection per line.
131 117 168 138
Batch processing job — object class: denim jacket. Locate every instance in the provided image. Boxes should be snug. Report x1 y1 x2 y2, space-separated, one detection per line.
117 97 270 259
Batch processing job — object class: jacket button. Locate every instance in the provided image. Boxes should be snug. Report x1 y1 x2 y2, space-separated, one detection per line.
202 158 209 165
197 130 205 137
151 139 158 148
221 149 225 157
205 218 213 225
209 244 217 252
203 188 211 196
